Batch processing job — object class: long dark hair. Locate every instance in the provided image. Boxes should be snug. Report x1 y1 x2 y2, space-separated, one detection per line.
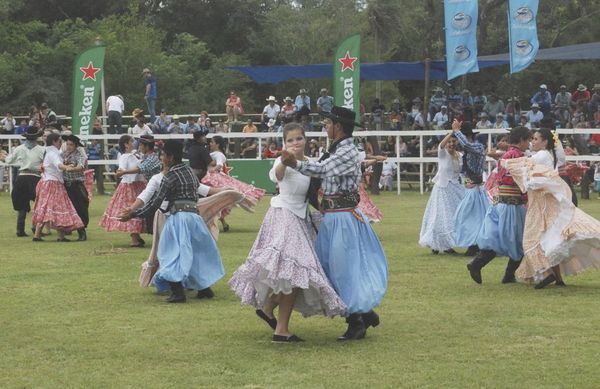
212 135 226 152
536 128 557 168
118 135 132 153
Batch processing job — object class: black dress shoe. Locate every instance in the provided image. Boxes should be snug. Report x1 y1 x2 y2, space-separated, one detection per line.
166 294 186 303
272 334 304 343
17 231 29 237
535 274 556 289
467 262 482 284
255 309 277 330
32 237 44 242
166 281 186 303
555 280 566 287
196 287 215 299
337 314 366 341
77 229 87 241
444 248 457 254
223 223 230 232
56 238 71 242
431 250 439 255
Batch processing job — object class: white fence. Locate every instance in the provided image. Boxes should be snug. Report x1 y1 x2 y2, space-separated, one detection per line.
2 128 600 195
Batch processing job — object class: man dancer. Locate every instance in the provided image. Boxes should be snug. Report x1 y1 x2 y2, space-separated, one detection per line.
62 134 90 241
466 126 531 284
0 127 45 236
452 120 489 256
281 106 388 341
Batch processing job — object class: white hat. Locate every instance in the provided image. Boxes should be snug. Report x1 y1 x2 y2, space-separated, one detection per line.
441 105 447 109
172 114 179 120
320 88 327 93
539 84 547 89
267 118 276 127
266 96 277 102
496 113 504 118
577 84 587 91
284 96 292 101
531 103 540 108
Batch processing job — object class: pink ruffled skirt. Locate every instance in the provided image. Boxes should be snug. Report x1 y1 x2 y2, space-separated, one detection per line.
32 180 84 232
100 181 146 233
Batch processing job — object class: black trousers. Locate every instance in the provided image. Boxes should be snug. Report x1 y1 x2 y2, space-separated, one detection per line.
65 181 89 228
108 110 122 134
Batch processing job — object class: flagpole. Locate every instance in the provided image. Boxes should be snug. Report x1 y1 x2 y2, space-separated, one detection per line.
95 36 108 160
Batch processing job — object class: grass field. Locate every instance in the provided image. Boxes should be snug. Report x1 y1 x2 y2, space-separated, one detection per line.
1 190 600 388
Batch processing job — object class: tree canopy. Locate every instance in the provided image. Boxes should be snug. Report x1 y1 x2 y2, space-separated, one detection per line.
0 0 598 116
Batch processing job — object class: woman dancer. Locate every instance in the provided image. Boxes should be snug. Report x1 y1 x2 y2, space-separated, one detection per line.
419 131 465 254
100 135 146 246
31 133 84 241
119 140 224 303
504 144 600 289
357 138 385 223
202 135 266 232
229 123 346 343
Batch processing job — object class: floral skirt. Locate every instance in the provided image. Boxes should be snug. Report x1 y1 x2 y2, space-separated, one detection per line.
229 207 347 317
99 181 146 233
31 180 84 232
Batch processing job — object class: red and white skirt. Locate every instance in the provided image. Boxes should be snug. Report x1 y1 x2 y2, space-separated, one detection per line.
32 180 84 232
100 181 146 233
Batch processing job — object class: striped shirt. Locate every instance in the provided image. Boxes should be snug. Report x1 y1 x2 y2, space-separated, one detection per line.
132 163 199 218
455 130 486 183
295 137 361 195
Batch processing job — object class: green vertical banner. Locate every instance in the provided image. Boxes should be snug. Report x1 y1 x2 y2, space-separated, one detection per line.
333 33 361 124
71 46 105 135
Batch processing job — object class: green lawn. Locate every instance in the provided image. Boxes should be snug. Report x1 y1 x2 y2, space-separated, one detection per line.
1 190 600 388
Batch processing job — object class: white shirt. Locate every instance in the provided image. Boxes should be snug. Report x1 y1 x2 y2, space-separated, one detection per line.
269 157 310 219
130 124 153 136
526 110 544 124
118 153 144 183
263 104 281 119
432 145 462 188
531 143 566 171
433 112 448 127
382 161 395 176
1 117 16 131
476 120 492 129
106 95 124 113
42 146 64 182
210 151 227 168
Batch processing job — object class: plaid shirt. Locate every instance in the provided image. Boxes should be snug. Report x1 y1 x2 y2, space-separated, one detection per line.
295 137 361 195
62 149 86 182
455 130 486 182
139 152 161 181
132 163 199 219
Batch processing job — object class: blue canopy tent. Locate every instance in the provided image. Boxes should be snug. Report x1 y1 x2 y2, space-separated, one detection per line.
229 42 600 83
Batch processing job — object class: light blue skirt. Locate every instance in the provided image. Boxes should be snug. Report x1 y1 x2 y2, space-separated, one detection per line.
152 212 224 292
453 186 490 247
315 210 388 314
476 203 526 260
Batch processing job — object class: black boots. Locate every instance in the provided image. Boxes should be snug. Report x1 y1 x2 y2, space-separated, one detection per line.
196 287 215 299
16 210 28 237
166 281 186 303
464 245 479 257
502 259 522 284
77 229 87 241
466 250 496 284
362 310 380 329
337 314 366 341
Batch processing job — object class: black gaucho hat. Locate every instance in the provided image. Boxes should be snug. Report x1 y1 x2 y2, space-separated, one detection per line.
61 134 84 147
319 106 361 130
137 134 155 145
22 126 42 140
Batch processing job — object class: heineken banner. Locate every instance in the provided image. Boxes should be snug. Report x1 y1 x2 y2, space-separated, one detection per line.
71 46 105 135
508 0 539 74
444 0 479 80
333 33 360 124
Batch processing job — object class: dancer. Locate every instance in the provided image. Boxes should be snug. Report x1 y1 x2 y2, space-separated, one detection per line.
202 135 266 232
229 123 346 343
466 126 531 284
281 106 388 341
61 134 89 241
0 127 45 237
116 134 161 234
100 135 146 247
419 131 465 254
504 155 600 289
31 133 84 241
119 140 224 303
452 120 489 256
357 139 385 222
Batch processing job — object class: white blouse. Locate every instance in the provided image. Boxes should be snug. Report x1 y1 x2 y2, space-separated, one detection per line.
432 145 462 188
42 146 63 182
269 157 310 219
118 153 144 183
210 151 227 168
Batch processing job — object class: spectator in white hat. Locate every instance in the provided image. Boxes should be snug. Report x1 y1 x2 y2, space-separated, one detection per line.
526 103 544 127
262 96 280 130
554 85 572 127
294 89 311 117
476 112 492 130
572 84 591 106
317 88 334 113
530 84 552 113
432 105 449 130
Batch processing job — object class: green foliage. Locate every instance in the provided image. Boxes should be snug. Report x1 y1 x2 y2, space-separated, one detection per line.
0 0 598 117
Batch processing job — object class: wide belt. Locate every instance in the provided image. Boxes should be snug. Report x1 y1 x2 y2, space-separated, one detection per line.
169 200 198 214
321 192 360 212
